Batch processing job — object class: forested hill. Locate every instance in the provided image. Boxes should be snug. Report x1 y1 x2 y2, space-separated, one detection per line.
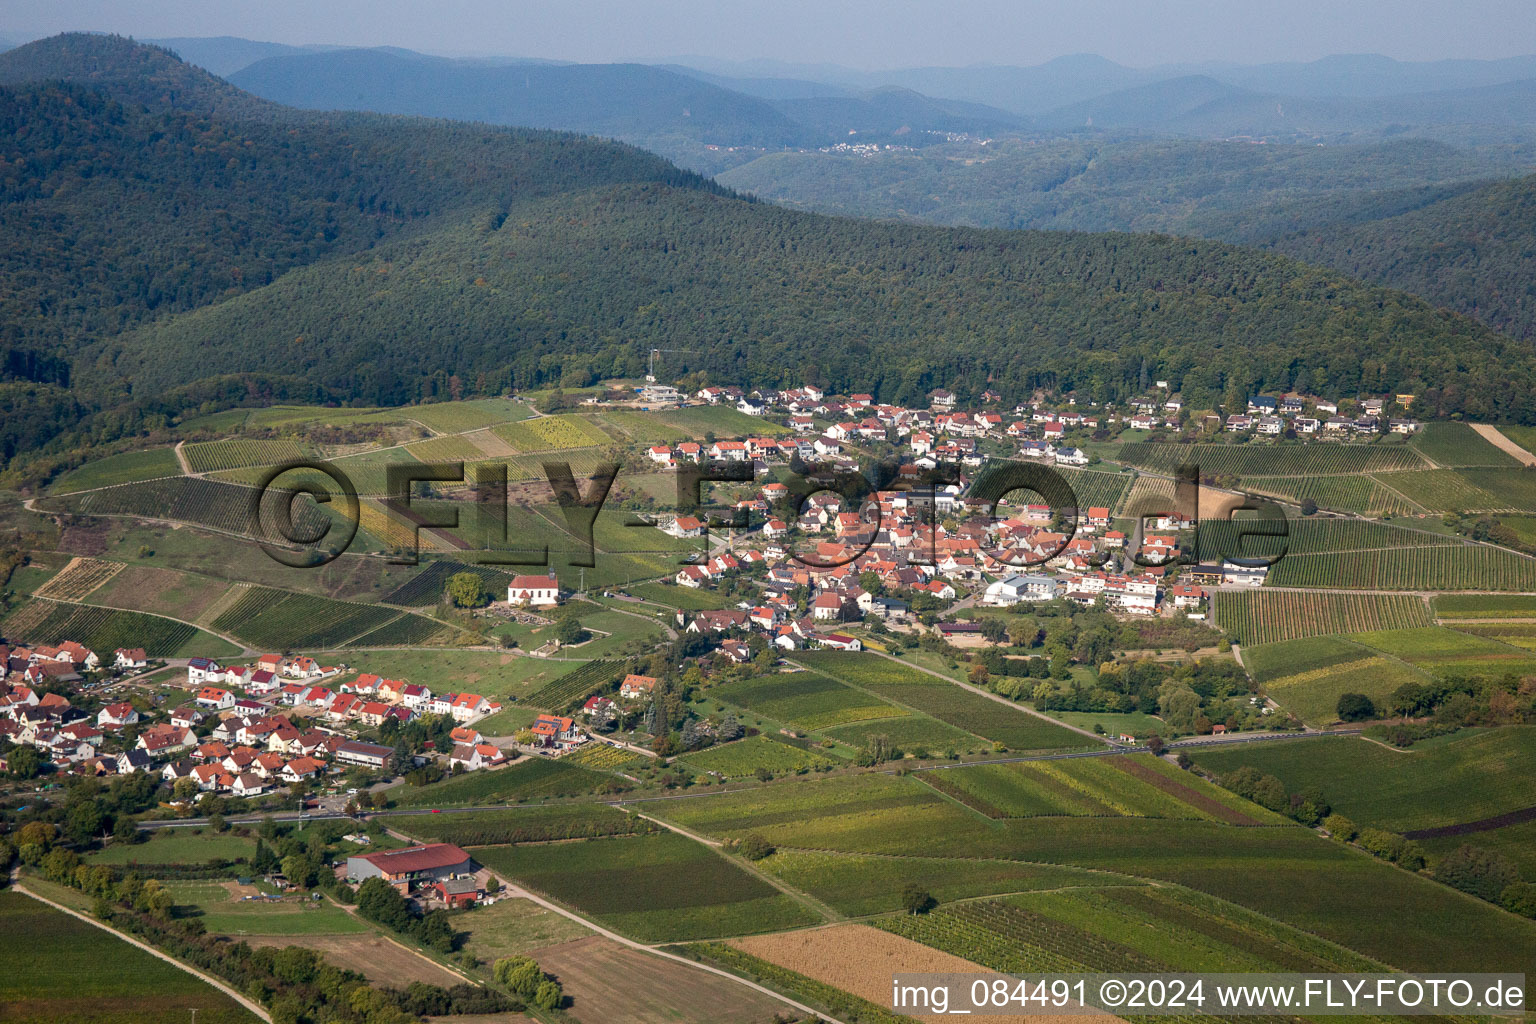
0 31 262 115
0 34 720 353
1263 173 1536 341
98 182 1536 424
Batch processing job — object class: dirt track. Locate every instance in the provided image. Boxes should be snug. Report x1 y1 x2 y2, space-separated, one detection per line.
1470 424 1536 466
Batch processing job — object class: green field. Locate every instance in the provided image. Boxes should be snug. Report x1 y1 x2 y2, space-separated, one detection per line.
404 397 531 433
1192 729 1536 833
166 881 368 936
88 831 256 865
1434 594 1536 619
625 580 737 609
86 564 236 624
322 648 578 699
50 447 182 494
456 895 592 965
474 832 820 941
605 404 792 440
1410 421 1523 467
681 734 841 778
0 889 259 1023
392 757 614 807
1261 653 1426 725
394 803 654 844
1348 625 1536 675
795 652 1093 752
821 712 980 753
710 672 908 731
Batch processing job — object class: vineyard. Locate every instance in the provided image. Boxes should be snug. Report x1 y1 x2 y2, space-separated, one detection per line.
1047 468 1134 516
1266 545 1536 590
1410 421 1522 467
1116 442 1427 477
2 599 205 658
403 397 529 434
1212 590 1431 645
524 660 626 710
878 885 1373 982
492 414 613 452
920 756 1258 823
1457 467 1536 512
471 832 818 942
1241 474 1419 515
1197 517 1453 564
33 557 123 601
403 434 489 463
823 713 976 753
711 672 907 731
210 586 398 649
560 742 650 771
397 804 656 845
1370 469 1509 512
681 735 840 778
214 447 430 497
70 477 332 538
379 560 515 606
506 446 614 482
853 680 1091 752
182 438 308 473
1191 730 1536 833
357 501 459 554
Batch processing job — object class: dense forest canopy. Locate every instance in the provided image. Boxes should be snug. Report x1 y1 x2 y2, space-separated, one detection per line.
1265 173 1536 342
97 183 1536 422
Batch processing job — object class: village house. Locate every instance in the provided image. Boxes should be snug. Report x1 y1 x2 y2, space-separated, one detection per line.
113 648 148 670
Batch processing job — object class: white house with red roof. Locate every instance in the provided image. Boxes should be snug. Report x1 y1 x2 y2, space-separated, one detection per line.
506 573 560 607
96 702 139 729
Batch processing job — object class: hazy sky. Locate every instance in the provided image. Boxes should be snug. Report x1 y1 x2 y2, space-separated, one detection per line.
3 0 1534 68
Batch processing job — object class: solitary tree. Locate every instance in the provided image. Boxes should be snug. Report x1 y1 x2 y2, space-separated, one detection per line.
900 882 935 915
446 572 488 608
1336 692 1376 722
